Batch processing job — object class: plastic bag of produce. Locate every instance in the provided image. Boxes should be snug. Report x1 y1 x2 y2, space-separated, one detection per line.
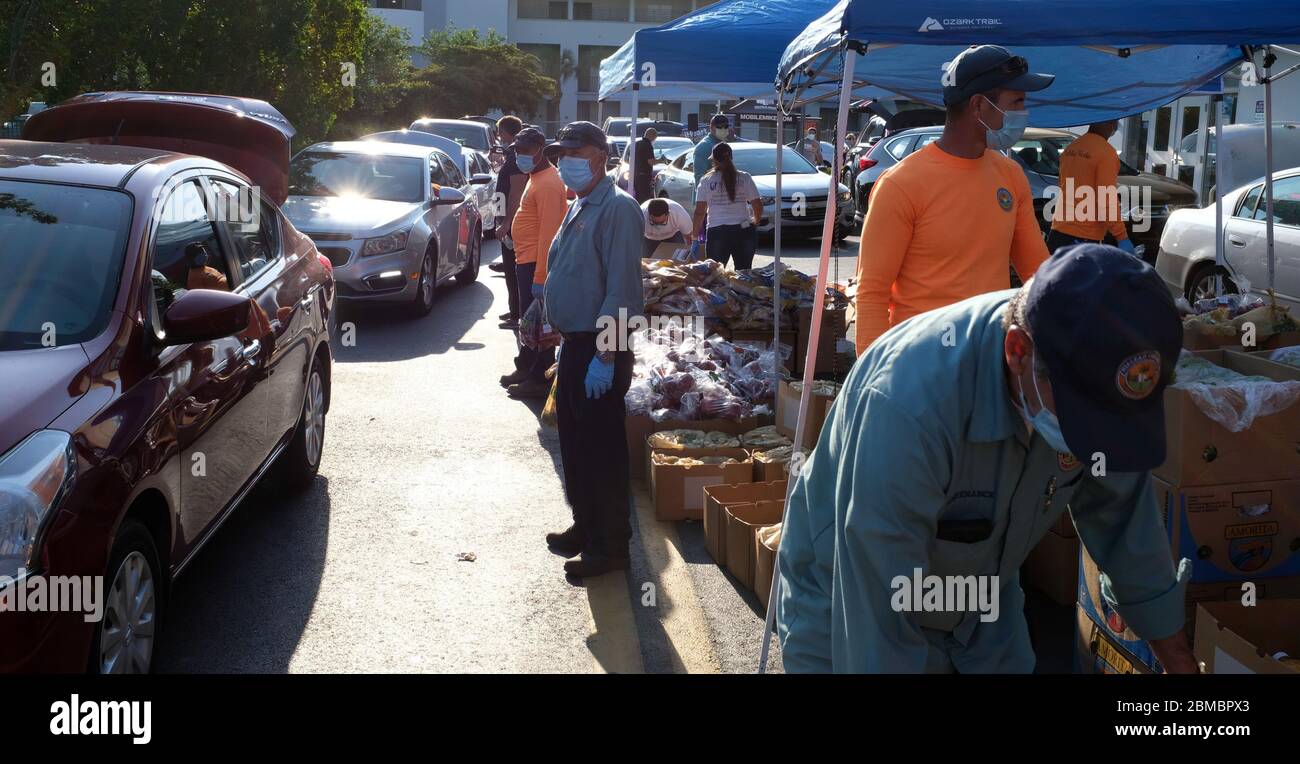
540 377 559 430
1172 350 1300 432
1269 345 1300 368
520 297 561 351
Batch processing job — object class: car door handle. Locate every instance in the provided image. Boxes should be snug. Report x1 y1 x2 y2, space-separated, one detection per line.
239 339 261 364
1229 236 1247 247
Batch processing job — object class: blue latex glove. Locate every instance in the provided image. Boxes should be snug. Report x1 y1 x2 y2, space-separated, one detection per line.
689 240 702 260
531 282 544 298
1117 238 1137 255
584 355 615 399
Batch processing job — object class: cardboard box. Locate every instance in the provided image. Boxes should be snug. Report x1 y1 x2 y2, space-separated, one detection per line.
649 242 693 261
1194 600 1300 674
1154 475 1300 583
776 379 838 448
625 414 771 480
1022 530 1080 606
1077 545 1163 672
725 500 784 590
1183 327 1300 352
751 455 789 483
754 527 780 613
648 447 752 522
1155 349 1300 486
795 306 849 375
1075 605 1155 674
703 481 787 564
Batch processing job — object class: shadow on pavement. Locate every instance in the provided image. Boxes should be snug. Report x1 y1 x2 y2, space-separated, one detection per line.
332 279 495 363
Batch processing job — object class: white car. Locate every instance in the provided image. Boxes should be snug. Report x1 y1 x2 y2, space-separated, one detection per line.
1155 168 1300 314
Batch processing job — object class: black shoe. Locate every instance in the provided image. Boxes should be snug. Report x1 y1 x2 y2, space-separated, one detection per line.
499 320 520 331
564 554 630 579
499 370 528 388
498 311 514 321
489 262 505 273
507 379 551 399
546 526 584 558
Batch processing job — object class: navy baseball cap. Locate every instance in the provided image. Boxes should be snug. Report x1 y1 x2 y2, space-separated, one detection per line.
942 45 1054 106
546 121 608 153
1023 244 1182 472
513 127 546 150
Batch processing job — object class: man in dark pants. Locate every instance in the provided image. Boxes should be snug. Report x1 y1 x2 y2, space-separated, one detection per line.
542 121 645 579
632 126 657 202
493 116 526 328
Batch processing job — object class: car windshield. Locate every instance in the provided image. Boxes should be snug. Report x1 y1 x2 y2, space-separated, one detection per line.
605 120 631 137
730 147 818 176
0 181 132 350
1012 136 1140 177
410 122 488 151
289 152 425 203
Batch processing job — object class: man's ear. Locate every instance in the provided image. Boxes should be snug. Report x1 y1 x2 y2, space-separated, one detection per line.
1004 326 1033 376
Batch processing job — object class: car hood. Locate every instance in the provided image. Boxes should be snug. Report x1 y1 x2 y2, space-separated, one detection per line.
281 196 423 238
0 344 91 456
1120 172 1198 206
751 173 849 198
23 91 295 205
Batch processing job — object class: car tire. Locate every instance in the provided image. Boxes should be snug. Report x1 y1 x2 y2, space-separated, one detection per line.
90 520 163 674
1186 262 1237 304
278 356 327 492
456 226 481 284
409 246 438 317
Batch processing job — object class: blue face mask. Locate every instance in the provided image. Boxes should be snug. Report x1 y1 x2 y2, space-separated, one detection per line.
979 97 1029 151
516 153 536 174
558 156 595 191
1018 351 1072 454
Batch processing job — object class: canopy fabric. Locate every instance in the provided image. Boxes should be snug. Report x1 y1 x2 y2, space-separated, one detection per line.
598 0 840 102
777 0 1300 125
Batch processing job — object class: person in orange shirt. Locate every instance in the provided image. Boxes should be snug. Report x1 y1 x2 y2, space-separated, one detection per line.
1047 120 1137 256
501 127 569 399
855 45 1054 354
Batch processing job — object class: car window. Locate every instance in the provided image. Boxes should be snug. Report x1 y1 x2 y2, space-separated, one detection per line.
1011 138 1066 176
439 154 465 187
429 155 449 188
0 180 131 349
914 134 941 152
289 152 424 203
1267 177 1300 227
885 136 912 160
152 180 232 318
1237 184 1263 219
209 178 279 284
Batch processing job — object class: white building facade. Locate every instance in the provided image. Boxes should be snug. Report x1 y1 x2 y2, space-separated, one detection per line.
366 0 726 134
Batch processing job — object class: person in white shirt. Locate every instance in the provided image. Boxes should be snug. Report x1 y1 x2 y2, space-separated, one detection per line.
641 197 694 257
692 142 762 269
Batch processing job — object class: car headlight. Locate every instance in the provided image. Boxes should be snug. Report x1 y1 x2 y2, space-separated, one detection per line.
361 229 411 258
0 430 75 579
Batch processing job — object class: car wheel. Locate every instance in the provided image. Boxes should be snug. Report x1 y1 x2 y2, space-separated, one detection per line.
278 358 327 491
456 226 481 284
409 247 438 317
91 521 162 675
1186 263 1237 304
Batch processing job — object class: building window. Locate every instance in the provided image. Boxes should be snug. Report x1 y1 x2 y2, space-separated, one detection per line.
518 0 568 19
368 0 422 9
635 0 691 22
573 0 630 21
578 45 621 93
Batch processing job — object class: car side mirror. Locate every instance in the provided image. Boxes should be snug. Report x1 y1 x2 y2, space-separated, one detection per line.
161 289 252 346
470 173 493 186
431 186 466 205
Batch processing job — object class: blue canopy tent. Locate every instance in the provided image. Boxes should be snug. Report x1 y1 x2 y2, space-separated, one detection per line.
759 0 1300 671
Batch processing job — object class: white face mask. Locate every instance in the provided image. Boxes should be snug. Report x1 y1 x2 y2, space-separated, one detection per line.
712 127 728 140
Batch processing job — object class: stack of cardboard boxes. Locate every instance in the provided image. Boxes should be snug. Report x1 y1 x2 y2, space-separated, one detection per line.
1075 348 1300 674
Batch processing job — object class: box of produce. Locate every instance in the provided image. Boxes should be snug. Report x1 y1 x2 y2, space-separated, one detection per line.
647 447 752 522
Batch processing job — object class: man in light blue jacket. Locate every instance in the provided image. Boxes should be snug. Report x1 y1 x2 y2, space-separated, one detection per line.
777 244 1198 673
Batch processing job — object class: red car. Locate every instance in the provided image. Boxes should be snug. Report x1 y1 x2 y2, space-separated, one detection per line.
0 93 335 673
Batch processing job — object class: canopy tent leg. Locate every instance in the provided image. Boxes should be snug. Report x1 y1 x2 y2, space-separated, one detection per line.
1214 92 1225 294
598 99 604 126
1264 52 1277 291
758 47 858 674
630 85 639 200
774 108 785 366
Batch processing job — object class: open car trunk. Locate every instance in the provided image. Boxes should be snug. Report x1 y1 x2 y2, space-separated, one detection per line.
23 91 295 205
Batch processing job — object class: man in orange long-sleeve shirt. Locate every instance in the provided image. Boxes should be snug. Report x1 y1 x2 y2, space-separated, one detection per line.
855 45 1053 354
1047 121 1137 257
502 127 570 399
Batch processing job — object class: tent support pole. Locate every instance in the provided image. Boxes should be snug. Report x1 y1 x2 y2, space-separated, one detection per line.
1214 94 1225 295
1264 52 1276 291
598 99 604 125
630 85 640 200
774 106 785 365
759 48 857 674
